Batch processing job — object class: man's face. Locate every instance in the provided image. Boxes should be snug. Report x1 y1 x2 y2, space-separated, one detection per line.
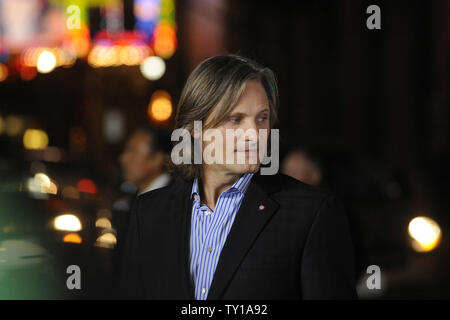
202 80 271 176
281 152 322 186
119 132 162 186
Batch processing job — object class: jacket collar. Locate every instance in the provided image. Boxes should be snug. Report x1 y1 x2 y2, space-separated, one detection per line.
190 172 254 201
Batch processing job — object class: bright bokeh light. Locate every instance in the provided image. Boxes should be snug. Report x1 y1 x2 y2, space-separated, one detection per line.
148 90 173 122
66 24 91 57
95 217 112 229
23 129 49 150
153 22 177 59
88 43 150 67
22 47 40 67
408 216 441 252
27 173 54 195
37 50 56 73
140 56 166 80
134 0 160 21
95 232 117 248
42 181 58 195
0 63 8 81
22 47 76 70
63 233 82 244
88 43 117 67
77 179 97 194
54 214 82 232
120 45 145 65
34 173 50 186
27 172 57 195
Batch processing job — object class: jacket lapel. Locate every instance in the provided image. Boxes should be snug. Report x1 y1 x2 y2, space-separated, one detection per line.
180 180 196 299
162 178 196 299
207 174 281 300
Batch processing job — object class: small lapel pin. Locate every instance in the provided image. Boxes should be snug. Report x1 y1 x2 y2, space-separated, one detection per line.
258 204 265 211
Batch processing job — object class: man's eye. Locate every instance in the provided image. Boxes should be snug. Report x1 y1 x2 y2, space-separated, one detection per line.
258 116 268 122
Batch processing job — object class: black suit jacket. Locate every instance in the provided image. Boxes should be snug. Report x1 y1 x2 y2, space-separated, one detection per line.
119 172 357 299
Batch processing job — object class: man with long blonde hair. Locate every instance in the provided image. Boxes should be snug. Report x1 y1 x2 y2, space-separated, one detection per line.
119 54 357 300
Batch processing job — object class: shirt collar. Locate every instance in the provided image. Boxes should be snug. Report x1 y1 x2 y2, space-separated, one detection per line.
190 173 254 201
138 173 171 196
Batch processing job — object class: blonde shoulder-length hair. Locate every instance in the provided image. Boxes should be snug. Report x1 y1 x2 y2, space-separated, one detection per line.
169 54 279 181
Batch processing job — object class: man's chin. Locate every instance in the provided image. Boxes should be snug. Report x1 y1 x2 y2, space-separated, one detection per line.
226 163 260 175
123 175 137 186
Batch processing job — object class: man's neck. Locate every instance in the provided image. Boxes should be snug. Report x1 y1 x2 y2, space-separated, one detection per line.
200 168 241 211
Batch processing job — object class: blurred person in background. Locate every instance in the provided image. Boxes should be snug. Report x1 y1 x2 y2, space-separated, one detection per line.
281 147 324 187
114 125 172 237
112 125 172 294
282 146 367 284
119 126 172 197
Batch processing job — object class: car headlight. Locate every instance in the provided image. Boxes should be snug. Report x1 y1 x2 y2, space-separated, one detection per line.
408 216 441 252
53 214 82 232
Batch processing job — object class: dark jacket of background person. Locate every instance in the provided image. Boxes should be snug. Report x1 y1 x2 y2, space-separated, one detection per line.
112 178 174 298
118 172 358 299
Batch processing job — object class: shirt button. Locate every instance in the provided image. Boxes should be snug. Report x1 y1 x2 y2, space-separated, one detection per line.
205 210 212 216
207 246 213 253
201 288 206 294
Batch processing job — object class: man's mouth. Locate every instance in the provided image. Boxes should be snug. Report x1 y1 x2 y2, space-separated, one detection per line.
234 148 258 156
235 148 258 152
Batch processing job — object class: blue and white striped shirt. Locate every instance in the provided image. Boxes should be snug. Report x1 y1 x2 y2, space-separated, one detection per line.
189 173 254 300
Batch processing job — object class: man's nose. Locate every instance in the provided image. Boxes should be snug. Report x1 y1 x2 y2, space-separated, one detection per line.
241 120 259 146
242 119 258 135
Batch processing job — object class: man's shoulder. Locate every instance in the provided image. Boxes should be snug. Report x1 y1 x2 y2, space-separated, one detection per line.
255 173 336 216
134 173 332 210
257 173 339 222
256 172 330 199
135 177 191 205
